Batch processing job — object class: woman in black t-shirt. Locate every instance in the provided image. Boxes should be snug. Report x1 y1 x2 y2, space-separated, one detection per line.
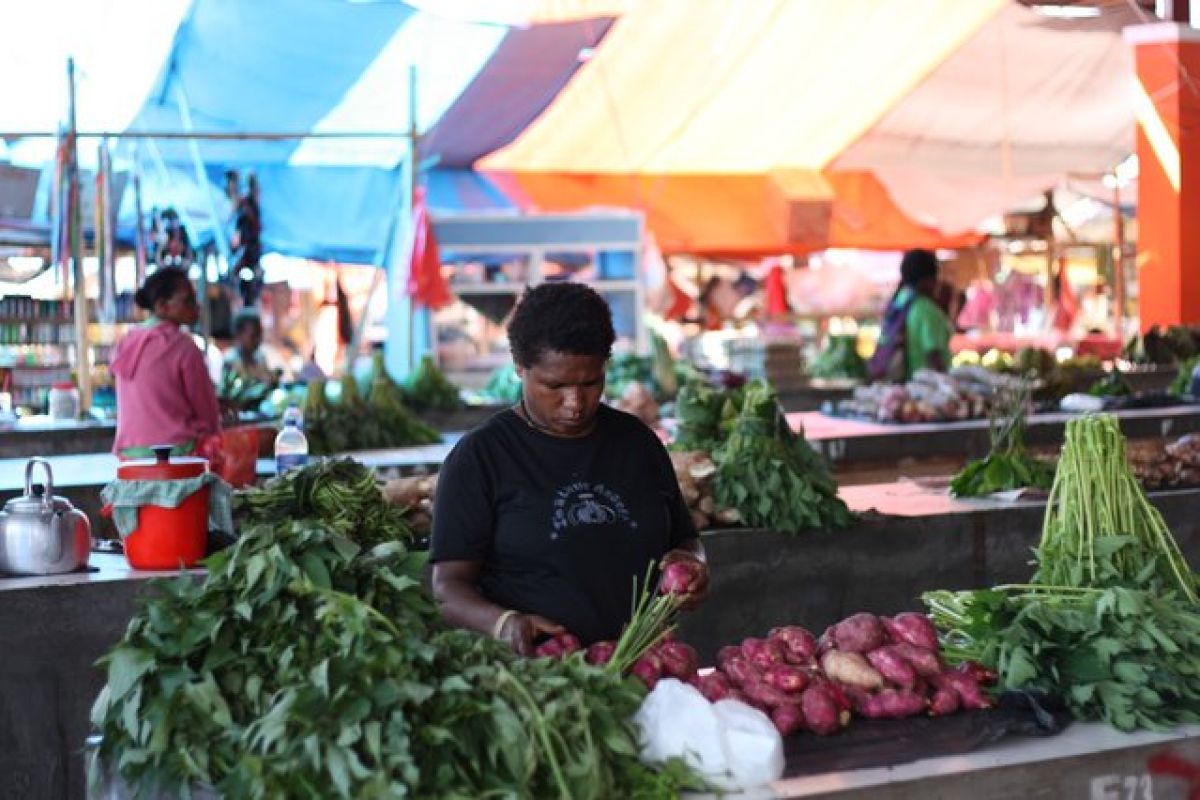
430 283 709 654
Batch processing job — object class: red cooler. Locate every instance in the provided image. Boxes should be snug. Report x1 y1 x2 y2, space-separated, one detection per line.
118 447 210 569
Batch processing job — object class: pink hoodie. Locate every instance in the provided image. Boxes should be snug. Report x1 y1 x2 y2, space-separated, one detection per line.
110 321 221 454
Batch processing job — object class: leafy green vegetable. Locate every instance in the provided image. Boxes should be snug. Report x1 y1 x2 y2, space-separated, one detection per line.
403 354 464 413
711 380 854 533
951 382 1055 498
217 369 280 413
1169 355 1200 397
808 334 867 381
93 462 703 798
1087 372 1132 398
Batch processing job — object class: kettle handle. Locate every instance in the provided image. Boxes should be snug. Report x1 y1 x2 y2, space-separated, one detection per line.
25 458 54 510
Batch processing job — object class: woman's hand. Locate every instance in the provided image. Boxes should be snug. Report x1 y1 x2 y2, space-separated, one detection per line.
497 612 566 657
660 548 710 610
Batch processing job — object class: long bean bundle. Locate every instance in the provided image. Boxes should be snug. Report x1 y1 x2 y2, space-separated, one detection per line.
1036 414 1197 601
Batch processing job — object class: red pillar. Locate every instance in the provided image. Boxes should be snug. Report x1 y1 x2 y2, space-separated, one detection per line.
1125 21 1200 330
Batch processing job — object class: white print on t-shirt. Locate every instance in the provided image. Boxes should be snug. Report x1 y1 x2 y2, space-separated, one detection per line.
551 482 636 539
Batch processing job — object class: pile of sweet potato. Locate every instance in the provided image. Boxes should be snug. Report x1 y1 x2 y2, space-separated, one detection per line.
669 451 741 531
699 611 995 737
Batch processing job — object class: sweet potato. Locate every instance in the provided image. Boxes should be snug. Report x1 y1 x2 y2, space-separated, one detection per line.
716 645 742 669
883 612 939 651
801 683 846 735
631 655 663 689
771 703 807 737
820 650 885 690
535 638 565 659
585 641 616 666
557 633 581 654
866 647 917 690
656 641 699 681
833 613 884 653
721 656 761 690
743 679 798 710
857 689 928 720
954 660 999 687
697 671 734 703
769 626 818 662
929 687 960 717
890 642 942 678
741 637 786 670
933 671 992 711
818 626 836 655
762 663 810 694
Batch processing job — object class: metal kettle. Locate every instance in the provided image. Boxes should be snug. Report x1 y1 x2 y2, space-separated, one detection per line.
0 458 92 575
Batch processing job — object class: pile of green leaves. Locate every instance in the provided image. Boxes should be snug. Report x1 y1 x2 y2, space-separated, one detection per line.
711 380 854 533
1123 325 1200 366
671 381 744 452
216 369 279 413
951 383 1055 498
403 355 464 413
1087 372 1133 398
233 458 413 547
808 334 867 381
926 415 1200 732
303 366 441 456
1168 355 1200 397
92 462 701 799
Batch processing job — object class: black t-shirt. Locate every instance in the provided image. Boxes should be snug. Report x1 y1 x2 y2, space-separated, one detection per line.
430 405 696 645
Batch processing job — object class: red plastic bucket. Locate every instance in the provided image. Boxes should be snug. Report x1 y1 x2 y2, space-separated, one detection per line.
117 447 210 570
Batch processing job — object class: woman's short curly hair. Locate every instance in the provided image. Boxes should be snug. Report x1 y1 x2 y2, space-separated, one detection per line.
507 282 615 367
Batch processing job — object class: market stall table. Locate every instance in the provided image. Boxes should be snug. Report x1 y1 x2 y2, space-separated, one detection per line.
0 416 116 458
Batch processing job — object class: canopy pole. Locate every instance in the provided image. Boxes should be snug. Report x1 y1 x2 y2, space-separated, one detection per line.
1112 176 1126 339
406 64 419 373
173 81 231 263
132 152 148 286
67 58 92 415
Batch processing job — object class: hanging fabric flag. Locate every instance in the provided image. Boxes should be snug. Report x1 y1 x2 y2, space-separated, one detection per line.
406 186 453 310
763 260 790 316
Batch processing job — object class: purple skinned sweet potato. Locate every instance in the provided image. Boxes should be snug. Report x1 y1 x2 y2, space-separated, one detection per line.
742 637 787 670
833 613 884 653
890 642 942 678
697 671 734 703
743 679 799 710
885 612 939 651
866 646 918 690
857 689 928 719
801 683 846 735
585 640 616 666
771 703 807 736
954 660 999 687
716 645 743 669
656 640 699 681
769 626 819 661
929 687 960 716
933 670 992 711
631 654 663 690
762 663 810 694
721 656 761 690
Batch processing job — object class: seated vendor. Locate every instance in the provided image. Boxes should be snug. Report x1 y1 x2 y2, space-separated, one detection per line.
222 311 276 385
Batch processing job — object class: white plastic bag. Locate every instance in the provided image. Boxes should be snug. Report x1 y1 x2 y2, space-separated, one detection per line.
633 678 784 791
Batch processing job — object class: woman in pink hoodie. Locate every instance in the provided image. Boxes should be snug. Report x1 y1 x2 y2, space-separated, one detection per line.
111 267 221 457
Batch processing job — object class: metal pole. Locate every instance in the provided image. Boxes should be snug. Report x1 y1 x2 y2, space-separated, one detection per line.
96 138 115 324
406 64 420 372
1113 176 1126 339
132 158 148 285
67 58 92 415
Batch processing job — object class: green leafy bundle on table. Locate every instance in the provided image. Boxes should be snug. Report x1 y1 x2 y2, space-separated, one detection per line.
671 381 744 452
808 334 867 381
303 364 441 456
216 370 279 413
926 414 1200 732
950 382 1055 498
402 354 464 413
234 458 414 547
1168 354 1200 397
1123 325 1200 366
711 380 854 533
92 461 700 799
1087 372 1132 398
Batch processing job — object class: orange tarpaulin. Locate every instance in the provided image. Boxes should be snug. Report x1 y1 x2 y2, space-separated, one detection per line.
486 170 982 255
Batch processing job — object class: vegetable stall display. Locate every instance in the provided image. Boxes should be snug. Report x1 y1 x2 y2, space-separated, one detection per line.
402 354 464 413
950 383 1055 498
302 364 440 455
672 379 853 534
807 334 867 382
830 367 1017 424
91 461 702 799
926 414 1200 731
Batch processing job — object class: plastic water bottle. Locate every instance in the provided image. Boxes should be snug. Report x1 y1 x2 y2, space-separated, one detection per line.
274 405 309 475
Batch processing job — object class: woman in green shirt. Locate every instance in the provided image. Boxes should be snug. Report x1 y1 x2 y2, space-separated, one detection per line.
869 249 954 381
